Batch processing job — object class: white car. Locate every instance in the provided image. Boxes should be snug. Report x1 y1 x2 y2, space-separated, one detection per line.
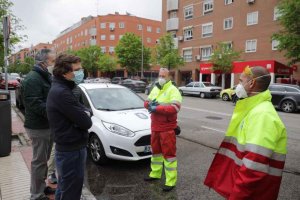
178 81 222 98
78 83 151 164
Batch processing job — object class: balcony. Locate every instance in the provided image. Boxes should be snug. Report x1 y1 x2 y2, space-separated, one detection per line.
167 0 178 12
89 27 97 36
90 39 96 46
166 18 179 31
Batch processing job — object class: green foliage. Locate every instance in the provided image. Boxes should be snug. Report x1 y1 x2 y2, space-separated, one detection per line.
210 43 241 73
115 32 151 73
7 56 34 74
272 0 300 64
98 54 117 72
152 33 183 70
74 46 103 77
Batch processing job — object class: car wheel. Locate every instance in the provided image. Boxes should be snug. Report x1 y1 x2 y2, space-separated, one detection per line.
281 100 296 113
179 90 184 96
200 92 205 98
89 133 108 165
222 93 229 101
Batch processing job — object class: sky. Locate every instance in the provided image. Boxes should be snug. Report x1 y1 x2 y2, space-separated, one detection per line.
11 0 162 52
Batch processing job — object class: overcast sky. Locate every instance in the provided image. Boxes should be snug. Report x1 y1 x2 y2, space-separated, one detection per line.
11 0 162 52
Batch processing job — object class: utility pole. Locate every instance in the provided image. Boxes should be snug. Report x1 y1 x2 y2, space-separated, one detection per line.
141 22 144 79
3 15 10 91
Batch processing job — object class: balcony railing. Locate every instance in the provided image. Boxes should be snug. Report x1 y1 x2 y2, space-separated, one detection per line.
167 0 179 12
166 18 179 31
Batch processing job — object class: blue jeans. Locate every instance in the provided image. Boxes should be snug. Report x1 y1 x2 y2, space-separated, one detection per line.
55 147 87 200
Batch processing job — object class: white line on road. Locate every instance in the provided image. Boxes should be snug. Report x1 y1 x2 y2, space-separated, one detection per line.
182 106 232 117
201 126 226 133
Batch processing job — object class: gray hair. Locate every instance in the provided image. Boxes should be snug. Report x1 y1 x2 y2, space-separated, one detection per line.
159 68 169 74
35 49 53 63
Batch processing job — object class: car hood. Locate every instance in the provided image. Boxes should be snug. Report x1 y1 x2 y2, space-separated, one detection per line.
94 108 151 132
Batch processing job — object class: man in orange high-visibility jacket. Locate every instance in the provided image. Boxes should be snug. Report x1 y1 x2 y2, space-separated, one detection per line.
144 68 182 192
204 66 287 200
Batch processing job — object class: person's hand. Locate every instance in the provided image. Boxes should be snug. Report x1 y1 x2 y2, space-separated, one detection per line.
148 105 157 113
150 99 159 106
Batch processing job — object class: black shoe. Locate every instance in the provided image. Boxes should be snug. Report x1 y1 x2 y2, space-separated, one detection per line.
144 176 160 182
44 186 56 195
162 185 175 192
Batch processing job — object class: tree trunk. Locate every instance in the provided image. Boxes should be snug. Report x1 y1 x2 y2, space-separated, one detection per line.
221 73 225 89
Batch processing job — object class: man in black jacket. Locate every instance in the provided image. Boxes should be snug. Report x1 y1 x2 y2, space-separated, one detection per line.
46 54 92 200
22 49 56 200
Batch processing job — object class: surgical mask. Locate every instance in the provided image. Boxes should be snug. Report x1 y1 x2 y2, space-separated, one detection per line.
72 70 84 85
158 78 166 86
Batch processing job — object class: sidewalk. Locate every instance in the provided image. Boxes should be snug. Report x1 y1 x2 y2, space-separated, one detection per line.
0 106 96 200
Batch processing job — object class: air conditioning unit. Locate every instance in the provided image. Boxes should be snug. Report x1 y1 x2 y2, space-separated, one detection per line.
195 55 201 61
110 27 115 31
247 0 255 4
178 36 183 41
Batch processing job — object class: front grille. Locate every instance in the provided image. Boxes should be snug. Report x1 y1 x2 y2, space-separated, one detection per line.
134 135 151 146
137 152 152 157
110 146 133 157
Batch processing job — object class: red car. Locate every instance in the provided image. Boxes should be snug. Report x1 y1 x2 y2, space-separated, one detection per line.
0 75 20 89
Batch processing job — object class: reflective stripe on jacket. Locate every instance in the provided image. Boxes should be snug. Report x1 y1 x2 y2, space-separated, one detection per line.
145 81 182 131
204 90 287 200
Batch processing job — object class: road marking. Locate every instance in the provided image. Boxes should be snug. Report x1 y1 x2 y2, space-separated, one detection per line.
182 106 232 117
201 126 226 133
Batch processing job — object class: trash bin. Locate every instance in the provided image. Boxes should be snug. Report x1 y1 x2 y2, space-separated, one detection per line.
0 90 11 157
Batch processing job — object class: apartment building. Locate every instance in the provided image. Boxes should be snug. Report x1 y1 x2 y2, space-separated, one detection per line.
8 48 29 64
163 0 298 87
52 13 162 77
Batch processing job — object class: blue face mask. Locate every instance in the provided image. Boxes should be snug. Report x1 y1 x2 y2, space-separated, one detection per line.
72 70 84 85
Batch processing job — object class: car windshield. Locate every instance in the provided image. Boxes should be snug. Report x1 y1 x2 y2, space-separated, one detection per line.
86 88 144 111
203 82 215 87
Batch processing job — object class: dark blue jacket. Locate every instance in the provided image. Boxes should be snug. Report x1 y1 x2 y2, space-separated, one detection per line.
46 77 92 152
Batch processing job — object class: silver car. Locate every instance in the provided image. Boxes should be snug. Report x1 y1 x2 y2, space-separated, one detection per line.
178 82 222 98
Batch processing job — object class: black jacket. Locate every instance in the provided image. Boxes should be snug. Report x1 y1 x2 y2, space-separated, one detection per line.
22 65 51 129
46 77 92 152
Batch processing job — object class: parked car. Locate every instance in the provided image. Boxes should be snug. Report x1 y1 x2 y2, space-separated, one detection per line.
269 84 300 113
0 75 20 90
220 86 236 101
145 80 177 95
111 77 126 84
178 82 222 98
93 78 111 84
120 79 146 93
78 83 151 164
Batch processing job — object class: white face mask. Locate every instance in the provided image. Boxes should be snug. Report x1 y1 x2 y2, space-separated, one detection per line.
158 78 166 86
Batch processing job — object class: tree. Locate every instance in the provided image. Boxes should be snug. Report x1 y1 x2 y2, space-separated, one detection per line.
115 32 151 74
272 0 300 64
97 54 117 73
20 57 34 74
152 33 183 70
75 46 103 77
210 43 241 88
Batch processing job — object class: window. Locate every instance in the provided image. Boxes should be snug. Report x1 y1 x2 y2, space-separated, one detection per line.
245 39 257 52
119 22 125 28
247 11 258 26
225 0 233 5
70 37 72 43
224 17 233 30
81 31 83 36
109 46 115 53
183 48 193 62
147 26 152 32
156 28 161 33
137 24 142 30
147 38 151 43
203 0 213 14
109 23 115 29
202 22 213 38
101 35 106 40
186 83 194 87
272 40 279 50
170 11 177 18
85 29 88 36
100 23 106 29
274 7 281 21
223 41 233 50
119 35 123 40
285 87 299 93
184 28 193 41
200 46 212 61
101 46 106 53
110 35 115 40
184 5 193 20
269 85 285 92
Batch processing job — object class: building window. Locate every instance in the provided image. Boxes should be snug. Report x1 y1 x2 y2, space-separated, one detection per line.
203 0 213 14
224 17 233 30
272 40 279 50
184 28 193 41
70 37 72 43
109 23 115 29
100 23 106 29
137 24 142 30
101 35 106 40
119 35 123 40
81 31 83 36
225 0 233 5
202 22 213 38
170 11 177 18
274 7 281 21
245 39 257 53
147 26 152 32
85 29 88 36
201 46 212 61
184 5 193 20
183 48 193 62
101 46 106 53
109 46 115 53
156 28 161 33
147 38 151 43
110 35 115 40
223 41 233 50
247 11 258 26
119 22 125 28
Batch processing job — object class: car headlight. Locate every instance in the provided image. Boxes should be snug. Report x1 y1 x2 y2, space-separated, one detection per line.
102 121 135 137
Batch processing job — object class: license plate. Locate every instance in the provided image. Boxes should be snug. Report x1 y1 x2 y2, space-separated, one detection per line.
144 145 152 153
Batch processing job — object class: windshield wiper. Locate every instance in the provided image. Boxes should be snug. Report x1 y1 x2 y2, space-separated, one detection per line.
97 108 117 111
118 107 144 111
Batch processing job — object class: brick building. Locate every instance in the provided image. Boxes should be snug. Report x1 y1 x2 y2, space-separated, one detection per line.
162 0 299 87
52 13 162 78
8 48 29 64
